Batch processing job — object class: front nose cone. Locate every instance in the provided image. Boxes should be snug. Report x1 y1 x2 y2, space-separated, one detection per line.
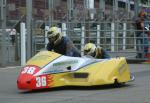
17 75 33 90
17 65 40 90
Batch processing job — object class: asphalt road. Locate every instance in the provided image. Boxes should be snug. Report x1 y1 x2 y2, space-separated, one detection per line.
0 64 150 103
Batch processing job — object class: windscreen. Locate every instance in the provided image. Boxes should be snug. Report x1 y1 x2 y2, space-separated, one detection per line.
26 51 61 68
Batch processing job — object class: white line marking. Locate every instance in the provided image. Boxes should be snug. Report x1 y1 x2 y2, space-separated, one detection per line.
0 66 22 70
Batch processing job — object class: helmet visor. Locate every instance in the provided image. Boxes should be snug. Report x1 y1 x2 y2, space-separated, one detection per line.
84 49 91 55
84 49 95 56
48 33 59 43
47 31 54 38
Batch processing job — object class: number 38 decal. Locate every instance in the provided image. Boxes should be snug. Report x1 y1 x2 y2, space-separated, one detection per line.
21 66 36 74
36 76 47 87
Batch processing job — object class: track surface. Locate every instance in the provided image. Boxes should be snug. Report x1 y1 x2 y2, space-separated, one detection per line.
0 64 150 103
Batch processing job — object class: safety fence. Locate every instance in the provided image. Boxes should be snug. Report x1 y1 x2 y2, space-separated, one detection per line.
0 21 150 66
1 0 150 67
33 21 150 60
0 30 21 66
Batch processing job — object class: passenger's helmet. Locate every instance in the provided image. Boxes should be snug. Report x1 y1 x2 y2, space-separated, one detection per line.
47 26 62 44
84 43 96 55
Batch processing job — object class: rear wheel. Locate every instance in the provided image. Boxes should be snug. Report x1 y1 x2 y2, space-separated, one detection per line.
113 79 125 87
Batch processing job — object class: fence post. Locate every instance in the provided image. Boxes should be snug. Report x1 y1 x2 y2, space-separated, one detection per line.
81 26 85 56
20 22 26 66
26 0 32 60
123 22 126 50
45 26 49 48
62 23 67 36
0 0 7 66
97 25 100 46
134 32 136 50
111 22 115 52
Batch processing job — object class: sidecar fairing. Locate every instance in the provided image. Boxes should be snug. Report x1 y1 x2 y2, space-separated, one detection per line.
17 51 132 90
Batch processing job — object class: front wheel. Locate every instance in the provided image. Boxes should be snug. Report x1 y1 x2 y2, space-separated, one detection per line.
130 73 135 82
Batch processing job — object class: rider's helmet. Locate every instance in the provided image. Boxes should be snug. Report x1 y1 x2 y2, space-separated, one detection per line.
84 43 96 56
47 26 62 44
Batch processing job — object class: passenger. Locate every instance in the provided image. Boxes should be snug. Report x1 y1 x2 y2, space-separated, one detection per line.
46 26 81 57
84 43 110 59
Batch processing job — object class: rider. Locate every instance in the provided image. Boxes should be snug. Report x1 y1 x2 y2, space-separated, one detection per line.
46 26 81 57
84 43 110 59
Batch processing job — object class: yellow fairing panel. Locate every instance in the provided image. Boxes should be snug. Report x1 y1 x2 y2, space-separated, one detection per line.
26 51 61 68
90 57 131 85
47 57 131 87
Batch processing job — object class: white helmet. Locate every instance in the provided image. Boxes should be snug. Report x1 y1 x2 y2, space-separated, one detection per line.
84 43 96 55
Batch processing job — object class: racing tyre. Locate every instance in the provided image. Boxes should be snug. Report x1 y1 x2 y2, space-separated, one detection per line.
113 79 125 87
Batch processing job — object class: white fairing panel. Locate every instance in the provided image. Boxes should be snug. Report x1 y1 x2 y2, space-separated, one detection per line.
34 55 107 76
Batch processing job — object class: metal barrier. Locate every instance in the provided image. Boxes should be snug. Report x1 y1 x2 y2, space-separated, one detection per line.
1 21 149 67
1 0 150 67
0 31 20 66
32 21 150 61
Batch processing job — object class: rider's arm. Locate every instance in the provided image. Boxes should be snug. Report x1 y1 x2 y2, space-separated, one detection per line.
65 38 81 57
102 49 111 59
46 42 53 51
